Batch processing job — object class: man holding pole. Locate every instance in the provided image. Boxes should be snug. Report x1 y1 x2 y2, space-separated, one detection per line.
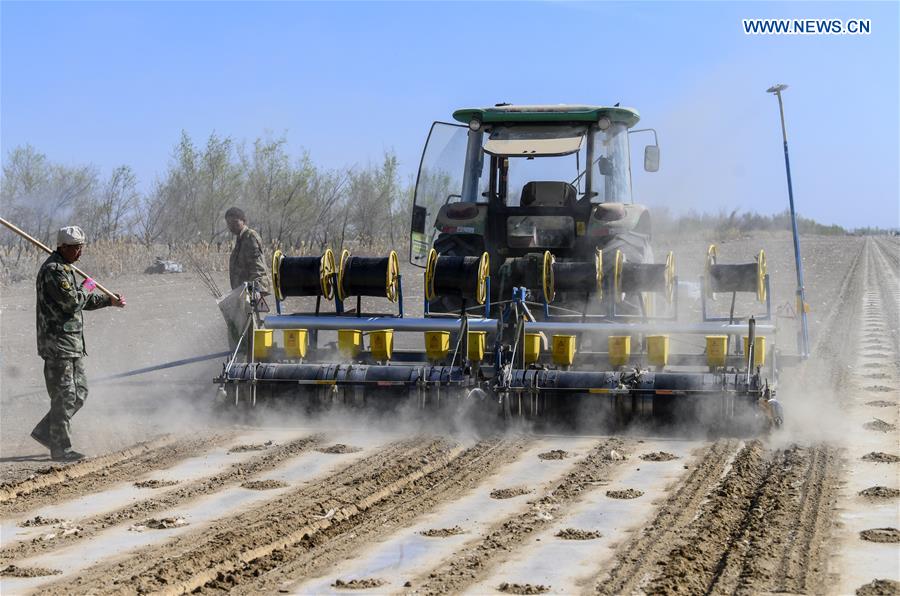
31 226 126 462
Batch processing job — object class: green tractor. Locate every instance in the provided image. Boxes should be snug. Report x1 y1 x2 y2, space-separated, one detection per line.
409 104 661 314
222 103 790 433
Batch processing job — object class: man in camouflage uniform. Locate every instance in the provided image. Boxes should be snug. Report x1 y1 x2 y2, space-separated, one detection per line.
32 226 126 462
225 207 271 294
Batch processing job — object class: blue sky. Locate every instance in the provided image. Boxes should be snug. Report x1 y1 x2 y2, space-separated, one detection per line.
2 1 897 228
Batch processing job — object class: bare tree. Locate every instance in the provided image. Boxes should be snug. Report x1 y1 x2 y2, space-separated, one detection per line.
83 165 140 240
1 144 98 245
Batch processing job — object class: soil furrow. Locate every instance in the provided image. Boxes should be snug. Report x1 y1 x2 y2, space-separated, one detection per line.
0 434 323 563
405 437 629 596
0 433 234 515
700 444 840 595
591 439 738 595
772 446 839 594
871 239 900 355
37 438 459 595
216 437 532 594
644 441 770 596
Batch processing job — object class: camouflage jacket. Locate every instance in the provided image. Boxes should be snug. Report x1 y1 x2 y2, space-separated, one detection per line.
36 251 111 359
229 227 271 293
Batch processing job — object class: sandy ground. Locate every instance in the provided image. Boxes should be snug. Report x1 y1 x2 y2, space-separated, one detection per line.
1 234 897 595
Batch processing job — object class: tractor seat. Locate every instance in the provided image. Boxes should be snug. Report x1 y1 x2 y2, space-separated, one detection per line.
520 181 576 208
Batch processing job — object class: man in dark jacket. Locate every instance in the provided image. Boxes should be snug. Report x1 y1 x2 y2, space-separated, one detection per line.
225 207 271 294
32 226 126 462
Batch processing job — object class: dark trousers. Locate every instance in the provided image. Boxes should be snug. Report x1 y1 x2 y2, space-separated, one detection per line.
33 357 87 452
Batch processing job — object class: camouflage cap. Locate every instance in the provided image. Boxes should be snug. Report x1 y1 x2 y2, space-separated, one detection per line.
57 226 86 246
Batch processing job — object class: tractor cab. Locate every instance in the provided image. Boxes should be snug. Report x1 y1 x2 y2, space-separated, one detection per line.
409 105 659 272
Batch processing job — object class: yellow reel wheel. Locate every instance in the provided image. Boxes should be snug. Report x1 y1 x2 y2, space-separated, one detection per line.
272 249 284 301
424 249 438 302
705 244 718 299
542 251 556 304
385 250 400 303
475 251 490 306
664 251 676 303
336 249 351 302
613 249 625 301
756 249 767 303
320 248 336 300
595 249 603 301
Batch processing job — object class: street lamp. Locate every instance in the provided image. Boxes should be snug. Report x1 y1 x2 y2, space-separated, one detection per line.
767 83 810 358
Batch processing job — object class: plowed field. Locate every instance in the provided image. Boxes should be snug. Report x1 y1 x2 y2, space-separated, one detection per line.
1 235 897 595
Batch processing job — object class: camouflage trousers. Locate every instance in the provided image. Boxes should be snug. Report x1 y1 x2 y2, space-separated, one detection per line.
32 357 88 452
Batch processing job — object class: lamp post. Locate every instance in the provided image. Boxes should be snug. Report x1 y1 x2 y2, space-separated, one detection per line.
767 83 810 358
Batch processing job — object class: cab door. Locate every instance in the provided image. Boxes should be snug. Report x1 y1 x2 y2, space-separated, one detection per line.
409 122 469 267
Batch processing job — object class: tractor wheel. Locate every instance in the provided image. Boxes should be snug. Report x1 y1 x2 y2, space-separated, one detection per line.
600 231 655 315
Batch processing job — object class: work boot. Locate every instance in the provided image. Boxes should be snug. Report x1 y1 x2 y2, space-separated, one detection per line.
30 431 52 451
51 449 85 463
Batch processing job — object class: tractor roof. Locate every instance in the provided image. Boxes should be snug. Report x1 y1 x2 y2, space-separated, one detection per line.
452 104 640 128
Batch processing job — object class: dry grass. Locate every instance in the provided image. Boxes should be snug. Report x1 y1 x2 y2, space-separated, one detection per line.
0 241 228 286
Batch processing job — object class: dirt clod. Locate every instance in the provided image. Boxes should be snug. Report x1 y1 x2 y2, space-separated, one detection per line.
640 451 679 462
241 479 288 490
228 441 274 453
1 564 62 577
20 515 63 527
420 526 465 537
130 517 189 531
865 400 895 407
490 486 532 499
37 521 82 540
134 479 178 489
856 578 900 595
317 444 363 454
865 385 895 393
538 449 569 460
604 449 626 461
606 488 644 499
331 578 385 589
556 527 602 540
859 528 900 543
862 452 900 463
859 487 900 499
498 582 550 594
863 419 896 432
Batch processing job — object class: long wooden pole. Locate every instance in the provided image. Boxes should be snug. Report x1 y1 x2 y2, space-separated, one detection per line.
0 216 118 299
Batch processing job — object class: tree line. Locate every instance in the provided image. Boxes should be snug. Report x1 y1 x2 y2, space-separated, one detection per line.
0 132 412 253
2 132 864 257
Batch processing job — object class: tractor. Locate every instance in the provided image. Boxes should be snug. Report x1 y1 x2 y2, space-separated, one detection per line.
217 104 800 434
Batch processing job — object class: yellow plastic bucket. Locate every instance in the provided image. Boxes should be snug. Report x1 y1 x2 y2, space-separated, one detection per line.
253 329 273 360
424 331 450 361
742 336 766 367
706 335 728 368
524 333 542 364
338 329 362 358
369 329 394 361
608 336 631 367
467 331 487 362
647 335 669 368
283 329 308 359
551 334 577 366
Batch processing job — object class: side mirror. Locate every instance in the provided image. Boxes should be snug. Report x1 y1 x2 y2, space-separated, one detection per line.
598 156 614 176
644 145 660 172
